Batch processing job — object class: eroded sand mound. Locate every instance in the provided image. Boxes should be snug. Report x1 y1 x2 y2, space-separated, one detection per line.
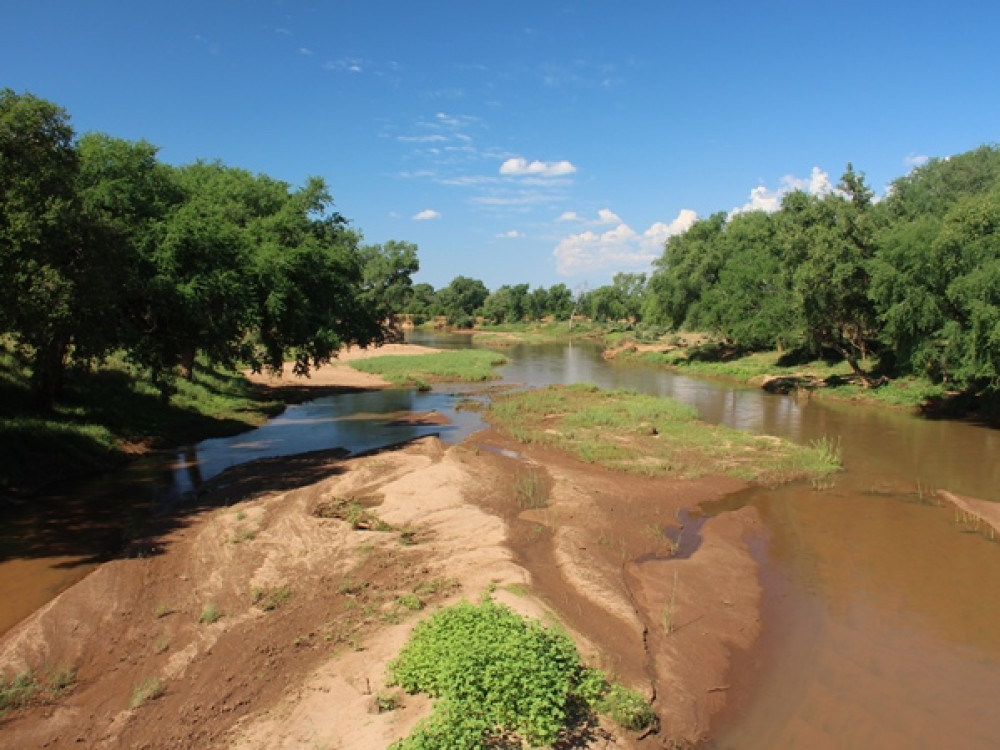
1 430 764 749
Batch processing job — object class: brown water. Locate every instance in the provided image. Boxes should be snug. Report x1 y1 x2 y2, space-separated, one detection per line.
4 337 1000 749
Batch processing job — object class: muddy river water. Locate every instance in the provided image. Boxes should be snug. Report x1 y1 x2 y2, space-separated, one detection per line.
3 335 1000 748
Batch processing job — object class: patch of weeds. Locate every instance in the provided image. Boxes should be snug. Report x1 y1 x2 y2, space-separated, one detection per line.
48 667 76 695
257 586 293 612
596 684 658 732
396 593 423 611
153 603 175 619
505 583 530 597
314 495 394 531
413 576 460 598
197 601 222 625
338 579 369 596
374 689 402 713
0 671 39 715
397 525 422 546
514 469 549 510
153 634 170 655
235 510 246 522
230 525 256 544
129 676 164 709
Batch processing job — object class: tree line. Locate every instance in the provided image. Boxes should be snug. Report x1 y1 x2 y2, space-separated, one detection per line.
1 89 419 409
640 147 1000 390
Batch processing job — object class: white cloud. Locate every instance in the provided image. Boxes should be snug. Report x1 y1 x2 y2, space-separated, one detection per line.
555 208 621 225
732 167 832 215
299 47 313 56
596 208 622 225
324 58 364 73
904 153 930 168
500 157 577 177
496 230 524 239
553 209 696 275
397 134 449 143
412 209 441 221
639 210 698 253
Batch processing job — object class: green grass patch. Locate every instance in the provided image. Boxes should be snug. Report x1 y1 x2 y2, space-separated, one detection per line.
350 349 509 387
387 597 654 749
489 384 840 484
0 667 77 717
628 343 949 410
129 676 164 709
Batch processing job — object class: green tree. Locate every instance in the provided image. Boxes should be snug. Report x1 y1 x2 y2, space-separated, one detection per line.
644 212 726 329
436 275 489 325
359 239 420 335
698 210 802 349
0 89 84 407
545 283 574 320
788 165 881 379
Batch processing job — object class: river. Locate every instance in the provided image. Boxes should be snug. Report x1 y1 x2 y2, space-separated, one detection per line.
3 334 999 748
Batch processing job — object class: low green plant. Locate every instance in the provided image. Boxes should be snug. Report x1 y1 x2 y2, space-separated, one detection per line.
0 670 39 715
198 601 222 624
48 666 76 694
388 599 583 748
596 684 658 732
153 603 175 618
514 469 549 509
257 586 293 612
130 676 164 708
396 593 423 611
489 384 841 485
350 350 509 386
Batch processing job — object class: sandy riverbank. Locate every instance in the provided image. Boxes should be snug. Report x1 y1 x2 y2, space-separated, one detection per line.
0 346 764 749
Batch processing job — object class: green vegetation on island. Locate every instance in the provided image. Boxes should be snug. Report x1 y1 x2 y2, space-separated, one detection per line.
350 350 509 389
489 384 842 484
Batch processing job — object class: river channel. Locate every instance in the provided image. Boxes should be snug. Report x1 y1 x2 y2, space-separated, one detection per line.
3 334 1000 748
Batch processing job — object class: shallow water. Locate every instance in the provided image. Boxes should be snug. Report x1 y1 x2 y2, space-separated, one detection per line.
4 334 1000 750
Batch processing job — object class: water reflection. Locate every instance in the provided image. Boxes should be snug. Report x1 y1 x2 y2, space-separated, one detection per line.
165 388 486 497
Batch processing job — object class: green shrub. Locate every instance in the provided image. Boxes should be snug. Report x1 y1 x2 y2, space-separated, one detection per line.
388 599 582 748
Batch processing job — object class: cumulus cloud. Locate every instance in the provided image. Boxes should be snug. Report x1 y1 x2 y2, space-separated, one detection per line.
732 167 832 215
500 157 577 177
412 209 441 221
553 209 696 275
904 153 930 168
496 230 524 238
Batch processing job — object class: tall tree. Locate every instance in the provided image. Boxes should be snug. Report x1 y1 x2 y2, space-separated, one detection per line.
0 89 82 407
788 165 880 380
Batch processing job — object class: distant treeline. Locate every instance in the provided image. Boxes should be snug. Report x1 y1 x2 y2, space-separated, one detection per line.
418 146 1000 394
1 89 419 409
642 147 1000 390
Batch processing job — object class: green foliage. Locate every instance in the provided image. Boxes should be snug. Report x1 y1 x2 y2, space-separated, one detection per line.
350 349 508 385
197 602 222 624
388 599 584 748
0 671 40 715
596 684 658 732
129 676 164 708
641 146 1000 398
489 384 840 484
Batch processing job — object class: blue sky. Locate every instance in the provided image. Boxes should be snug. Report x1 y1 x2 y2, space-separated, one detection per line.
3 1 999 291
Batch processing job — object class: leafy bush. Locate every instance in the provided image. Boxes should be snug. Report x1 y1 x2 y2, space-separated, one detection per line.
388 599 584 748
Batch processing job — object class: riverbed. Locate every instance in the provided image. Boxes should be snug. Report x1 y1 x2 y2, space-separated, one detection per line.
3 334 999 748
